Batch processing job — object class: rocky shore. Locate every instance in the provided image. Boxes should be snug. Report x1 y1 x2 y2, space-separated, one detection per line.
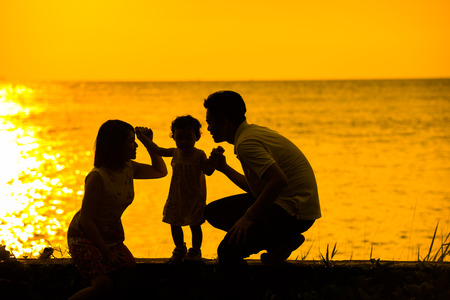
1 258 449 299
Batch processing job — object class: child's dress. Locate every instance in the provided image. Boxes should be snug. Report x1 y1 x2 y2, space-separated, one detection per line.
163 148 206 226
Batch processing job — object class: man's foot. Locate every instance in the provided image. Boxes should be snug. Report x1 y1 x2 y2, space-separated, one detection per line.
185 248 202 262
168 243 187 264
260 234 305 264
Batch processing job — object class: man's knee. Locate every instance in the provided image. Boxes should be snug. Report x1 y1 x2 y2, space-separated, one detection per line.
204 203 213 222
217 239 239 264
217 237 253 265
204 202 223 229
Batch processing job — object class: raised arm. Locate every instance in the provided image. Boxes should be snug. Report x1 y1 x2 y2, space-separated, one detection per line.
200 152 215 176
133 127 168 179
201 146 224 176
135 126 175 157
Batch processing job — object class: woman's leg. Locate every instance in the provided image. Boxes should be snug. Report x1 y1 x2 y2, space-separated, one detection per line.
113 261 137 298
68 275 114 300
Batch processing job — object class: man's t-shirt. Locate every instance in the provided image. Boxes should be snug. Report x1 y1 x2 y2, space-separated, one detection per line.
234 121 321 220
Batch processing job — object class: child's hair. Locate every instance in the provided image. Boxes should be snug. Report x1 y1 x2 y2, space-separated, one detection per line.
170 115 202 140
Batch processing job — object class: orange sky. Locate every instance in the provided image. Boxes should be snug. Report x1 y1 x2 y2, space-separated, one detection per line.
1 0 449 81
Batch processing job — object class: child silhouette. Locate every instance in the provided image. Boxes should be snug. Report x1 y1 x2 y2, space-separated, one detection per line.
140 115 223 262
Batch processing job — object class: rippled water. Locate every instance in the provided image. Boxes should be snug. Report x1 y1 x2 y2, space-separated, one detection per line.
1 79 449 260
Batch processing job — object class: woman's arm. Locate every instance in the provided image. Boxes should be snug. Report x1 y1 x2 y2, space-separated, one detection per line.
132 147 168 179
135 126 174 157
133 127 168 179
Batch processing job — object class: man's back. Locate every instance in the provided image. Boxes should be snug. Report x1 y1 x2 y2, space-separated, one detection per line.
235 121 321 220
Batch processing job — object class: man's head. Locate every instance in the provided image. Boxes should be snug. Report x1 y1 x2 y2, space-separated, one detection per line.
204 91 246 125
204 91 247 144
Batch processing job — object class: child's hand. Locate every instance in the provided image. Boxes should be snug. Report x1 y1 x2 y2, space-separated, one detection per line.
212 146 225 155
135 127 153 142
210 146 225 160
210 146 226 171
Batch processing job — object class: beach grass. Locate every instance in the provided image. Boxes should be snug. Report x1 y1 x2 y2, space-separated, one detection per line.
419 222 450 263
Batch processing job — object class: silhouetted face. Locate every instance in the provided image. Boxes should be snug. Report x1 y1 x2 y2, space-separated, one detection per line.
206 109 226 143
123 130 137 160
173 127 197 152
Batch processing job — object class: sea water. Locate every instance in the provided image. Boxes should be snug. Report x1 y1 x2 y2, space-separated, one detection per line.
1 79 449 260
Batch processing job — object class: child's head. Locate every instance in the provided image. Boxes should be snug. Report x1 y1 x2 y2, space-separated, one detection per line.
171 115 202 151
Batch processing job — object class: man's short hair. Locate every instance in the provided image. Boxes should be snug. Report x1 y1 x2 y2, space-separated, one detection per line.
203 90 246 125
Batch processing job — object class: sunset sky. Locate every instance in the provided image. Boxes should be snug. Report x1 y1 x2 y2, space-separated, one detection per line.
1 0 449 81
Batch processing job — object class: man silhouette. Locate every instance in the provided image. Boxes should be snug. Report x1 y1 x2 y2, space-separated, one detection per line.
204 90 321 298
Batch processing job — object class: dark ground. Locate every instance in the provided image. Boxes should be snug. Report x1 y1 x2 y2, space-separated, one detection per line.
1 258 449 300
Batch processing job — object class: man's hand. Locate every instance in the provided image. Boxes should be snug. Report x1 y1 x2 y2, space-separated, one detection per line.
210 146 226 172
228 215 254 245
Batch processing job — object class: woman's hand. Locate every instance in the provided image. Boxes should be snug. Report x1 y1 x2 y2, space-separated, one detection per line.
104 248 125 267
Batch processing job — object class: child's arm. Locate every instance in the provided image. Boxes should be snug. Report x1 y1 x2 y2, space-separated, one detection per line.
201 146 225 176
135 126 175 157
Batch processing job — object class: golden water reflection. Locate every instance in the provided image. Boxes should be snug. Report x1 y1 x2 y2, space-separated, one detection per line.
0 85 75 258
1 81 449 261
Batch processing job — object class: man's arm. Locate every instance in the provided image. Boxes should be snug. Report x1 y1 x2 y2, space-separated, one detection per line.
228 163 288 244
220 163 250 192
213 147 250 192
243 163 288 220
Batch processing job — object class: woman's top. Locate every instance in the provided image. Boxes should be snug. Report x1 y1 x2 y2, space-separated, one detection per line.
68 161 134 246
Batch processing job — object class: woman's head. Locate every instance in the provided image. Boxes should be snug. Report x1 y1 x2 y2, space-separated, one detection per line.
170 115 201 151
94 120 136 169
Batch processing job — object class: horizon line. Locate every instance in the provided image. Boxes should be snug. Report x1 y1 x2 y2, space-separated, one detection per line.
1 76 449 83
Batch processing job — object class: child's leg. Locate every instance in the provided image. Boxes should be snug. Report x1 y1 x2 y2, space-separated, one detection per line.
190 225 202 250
171 225 184 247
169 225 187 263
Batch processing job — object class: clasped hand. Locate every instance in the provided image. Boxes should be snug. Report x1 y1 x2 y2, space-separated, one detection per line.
210 146 226 172
135 126 153 143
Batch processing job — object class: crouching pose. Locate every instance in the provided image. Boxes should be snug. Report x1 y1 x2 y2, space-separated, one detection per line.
67 120 167 299
203 91 321 298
